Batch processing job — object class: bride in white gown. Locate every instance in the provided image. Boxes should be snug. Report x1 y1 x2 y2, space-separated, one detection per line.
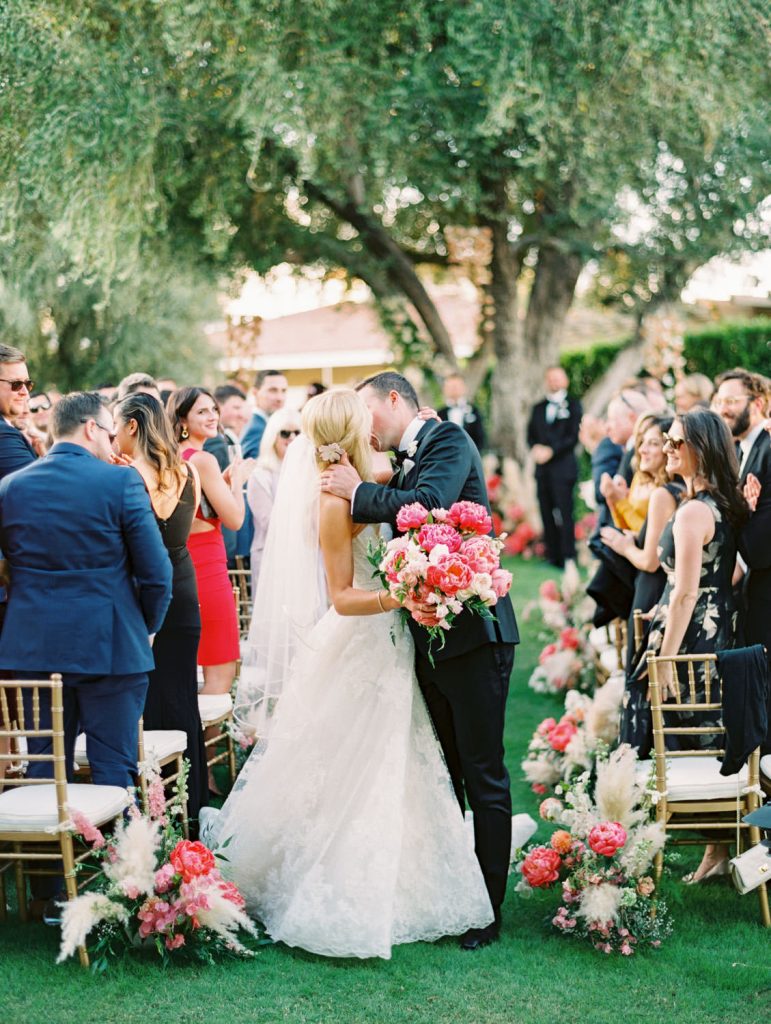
207 389 495 959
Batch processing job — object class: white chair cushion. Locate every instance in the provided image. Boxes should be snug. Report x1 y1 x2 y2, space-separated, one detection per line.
760 754 771 782
0 783 129 833
144 730 186 762
649 755 749 802
198 693 233 724
599 647 621 674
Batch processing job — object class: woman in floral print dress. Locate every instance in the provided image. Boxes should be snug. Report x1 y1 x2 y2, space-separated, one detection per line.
627 409 749 882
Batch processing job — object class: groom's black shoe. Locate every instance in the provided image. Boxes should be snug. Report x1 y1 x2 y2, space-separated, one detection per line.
460 916 500 951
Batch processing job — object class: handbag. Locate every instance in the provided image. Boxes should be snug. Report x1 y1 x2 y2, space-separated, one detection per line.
729 839 771 894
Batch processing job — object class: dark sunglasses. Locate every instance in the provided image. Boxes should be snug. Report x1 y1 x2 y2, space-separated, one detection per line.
662 433 686 450
279 429 300 439
0 378 34 393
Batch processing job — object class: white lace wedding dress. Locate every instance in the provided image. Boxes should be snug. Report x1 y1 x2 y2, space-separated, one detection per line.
209 526 494 959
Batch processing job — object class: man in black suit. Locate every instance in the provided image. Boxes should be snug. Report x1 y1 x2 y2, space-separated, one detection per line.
527 367 582 568
438 373 486 452
715 368 771 754
321 372 518 950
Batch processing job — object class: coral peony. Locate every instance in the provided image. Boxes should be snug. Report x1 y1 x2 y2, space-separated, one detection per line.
550 830 573 855
491 568 513 599
447 501 493 535
461 535 499 574
521 846 562 888
588 821 628 857
548 720 578 752
425 553 474 597
539 579 561 602
395 502 430 532
169 840 216 882
559 627 581 650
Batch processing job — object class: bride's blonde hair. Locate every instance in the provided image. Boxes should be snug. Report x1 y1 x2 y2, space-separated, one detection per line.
302 388 373 482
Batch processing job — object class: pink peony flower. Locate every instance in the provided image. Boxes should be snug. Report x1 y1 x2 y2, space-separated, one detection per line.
396 502 430 532
531 783 548 795
521 846 562 888
461 535 499 574
538 643 558 665
70 809 105 849
154 862 177 894
548 720 578 752
491 568 512 599
169 840 216 882
165 933 186 950
559 627 581 650
588 822 628 857
539 797 563 821
425 553 474 597
539 579 561 602
550 830 573 855
537 716 558 736
446 501 493 535
418 522 462 553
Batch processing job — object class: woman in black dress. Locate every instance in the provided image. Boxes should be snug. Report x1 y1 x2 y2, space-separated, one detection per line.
114 393 208 824
600 415 683 756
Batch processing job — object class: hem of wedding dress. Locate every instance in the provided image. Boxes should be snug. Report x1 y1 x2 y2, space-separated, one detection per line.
259 913 496 961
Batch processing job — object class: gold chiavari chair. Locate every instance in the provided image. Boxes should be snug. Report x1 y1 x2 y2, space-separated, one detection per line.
198 690 237 786
647 651 770 927
0 676 131 965
136 720 189 837
228 569 252 639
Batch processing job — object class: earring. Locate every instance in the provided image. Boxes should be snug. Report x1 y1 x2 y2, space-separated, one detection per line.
181 427 189 440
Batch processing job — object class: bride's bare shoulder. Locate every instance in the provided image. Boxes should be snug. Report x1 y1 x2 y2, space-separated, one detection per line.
319 492 354 534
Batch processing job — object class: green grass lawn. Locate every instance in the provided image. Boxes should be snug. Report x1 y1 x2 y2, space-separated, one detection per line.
1 558 769 1024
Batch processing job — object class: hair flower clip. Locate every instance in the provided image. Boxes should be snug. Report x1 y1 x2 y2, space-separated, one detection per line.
318 442 345 463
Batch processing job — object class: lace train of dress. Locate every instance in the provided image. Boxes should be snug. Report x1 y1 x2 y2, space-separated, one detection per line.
209 528 494 959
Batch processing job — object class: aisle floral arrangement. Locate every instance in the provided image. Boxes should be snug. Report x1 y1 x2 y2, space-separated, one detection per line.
515 747 671 955
522 674 625 796
522 573 599 697
368 500 512 661
57 767 258 968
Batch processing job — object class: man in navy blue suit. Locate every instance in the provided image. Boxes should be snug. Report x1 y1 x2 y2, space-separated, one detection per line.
0 391 172 790
0 343 37 483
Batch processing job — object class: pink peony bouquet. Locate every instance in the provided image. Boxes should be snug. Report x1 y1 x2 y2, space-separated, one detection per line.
57 764 258 968
369 501 512 662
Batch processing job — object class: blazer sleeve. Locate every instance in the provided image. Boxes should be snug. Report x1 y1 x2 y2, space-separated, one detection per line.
121 471 173 633
353 422 473 525
0 427 36 482
241 420 265 460
739 457 771 570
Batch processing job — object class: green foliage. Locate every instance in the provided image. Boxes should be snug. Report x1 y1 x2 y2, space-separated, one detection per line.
682 319 771 381
560 340 631 397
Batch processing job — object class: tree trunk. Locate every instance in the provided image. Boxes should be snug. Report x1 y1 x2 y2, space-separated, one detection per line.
488 239 583 461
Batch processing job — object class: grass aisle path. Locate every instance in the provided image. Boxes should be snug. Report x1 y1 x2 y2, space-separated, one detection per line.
1 559 769 1024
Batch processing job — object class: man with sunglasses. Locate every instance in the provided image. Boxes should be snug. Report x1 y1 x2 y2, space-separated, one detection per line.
0 344 37 483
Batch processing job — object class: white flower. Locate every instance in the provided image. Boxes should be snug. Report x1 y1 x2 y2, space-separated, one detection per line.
406 441 418 458
317 442 345 463
428 544 450 564
57 893 129 963
103 816 160 898
577 882 622 926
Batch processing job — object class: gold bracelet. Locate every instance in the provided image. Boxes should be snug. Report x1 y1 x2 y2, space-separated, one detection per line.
376 591 386 613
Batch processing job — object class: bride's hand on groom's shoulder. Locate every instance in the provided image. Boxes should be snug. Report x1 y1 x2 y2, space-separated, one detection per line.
320 452 361 501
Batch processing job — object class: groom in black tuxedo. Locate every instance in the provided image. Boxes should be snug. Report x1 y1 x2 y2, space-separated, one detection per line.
321 372 519 950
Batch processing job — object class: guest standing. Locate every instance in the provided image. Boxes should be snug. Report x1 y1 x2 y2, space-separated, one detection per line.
438 373 486 452
527 366 582 569
0 344 37 482
167 388 253 789
114 393 208 822
0 391 172 786
629 409 747 882
241 370 288 459
246 408 301 592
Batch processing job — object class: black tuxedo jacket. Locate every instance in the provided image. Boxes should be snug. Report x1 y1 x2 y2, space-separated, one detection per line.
738 430 771 626
353 419 519 661
526 396 582 478
437 404 486 452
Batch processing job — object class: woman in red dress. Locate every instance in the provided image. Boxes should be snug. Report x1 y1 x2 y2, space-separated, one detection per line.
167 388 254 787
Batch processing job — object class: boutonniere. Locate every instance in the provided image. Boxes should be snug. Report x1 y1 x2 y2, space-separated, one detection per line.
406 441 418 458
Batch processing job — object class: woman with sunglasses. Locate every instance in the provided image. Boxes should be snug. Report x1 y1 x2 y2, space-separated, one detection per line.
247 408 303 592
628 409 748 882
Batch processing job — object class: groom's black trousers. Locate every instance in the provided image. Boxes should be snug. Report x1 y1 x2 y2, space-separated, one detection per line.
416 642 514 914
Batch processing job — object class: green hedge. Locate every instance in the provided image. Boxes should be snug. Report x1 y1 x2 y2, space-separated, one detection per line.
559 318 771 396
682 318 771 380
